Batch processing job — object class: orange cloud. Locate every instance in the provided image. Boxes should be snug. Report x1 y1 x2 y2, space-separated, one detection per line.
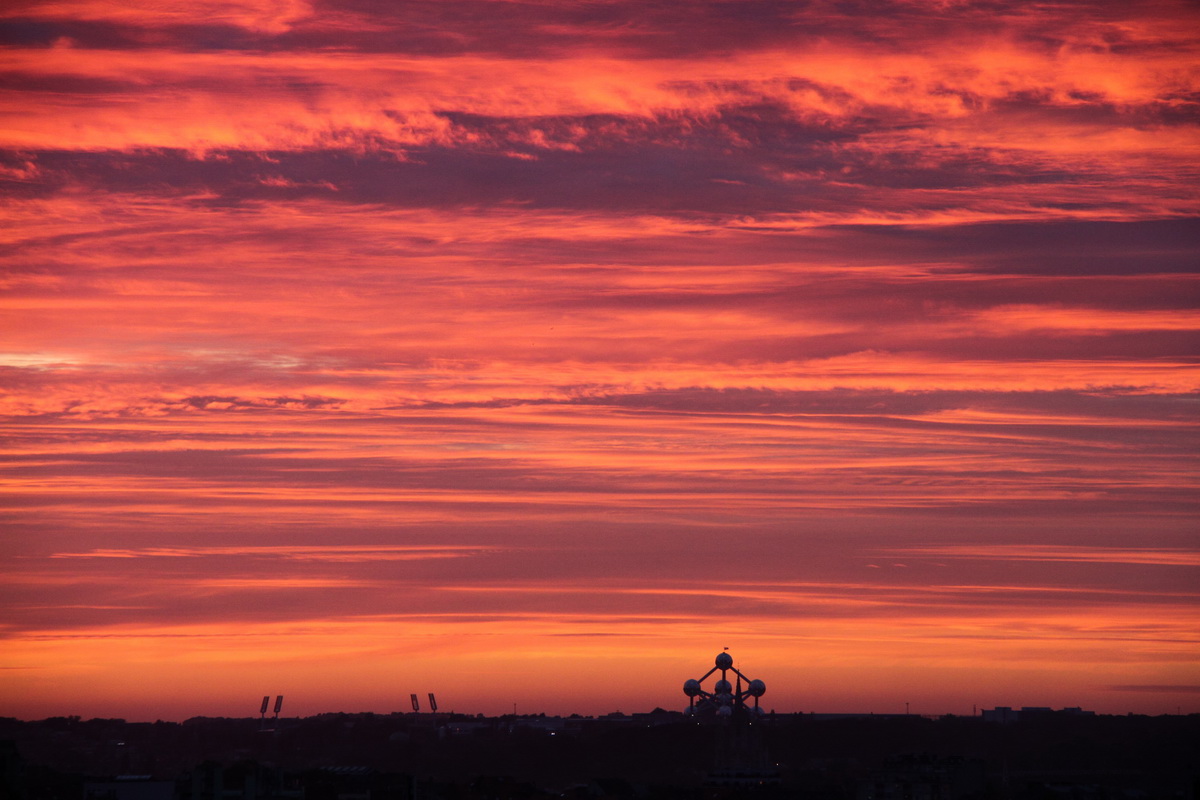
2 0 1197 721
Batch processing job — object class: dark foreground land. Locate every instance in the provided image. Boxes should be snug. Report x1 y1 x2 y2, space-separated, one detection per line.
1 710 1196 800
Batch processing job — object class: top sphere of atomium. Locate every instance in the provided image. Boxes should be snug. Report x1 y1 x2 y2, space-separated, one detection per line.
715 652 733 670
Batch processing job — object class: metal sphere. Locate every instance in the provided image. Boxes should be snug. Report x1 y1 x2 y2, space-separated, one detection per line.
748 679 766 697
715 652 733 669
714 679 732 695
716 705 732 717
683 679 702 697
716 692 733 706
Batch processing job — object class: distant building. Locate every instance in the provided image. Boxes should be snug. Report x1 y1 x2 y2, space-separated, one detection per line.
858 755 985 800
981 706 1019 723
981 706 1095 722
183 761 301 800
84 777 176 800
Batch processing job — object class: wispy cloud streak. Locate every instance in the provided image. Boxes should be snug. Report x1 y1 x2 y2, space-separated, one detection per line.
47 545 499 561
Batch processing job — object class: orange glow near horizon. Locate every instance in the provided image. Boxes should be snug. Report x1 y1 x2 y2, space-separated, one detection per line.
2 0 1198 722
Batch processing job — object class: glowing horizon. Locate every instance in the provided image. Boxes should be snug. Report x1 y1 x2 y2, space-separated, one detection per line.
2 0 1197 722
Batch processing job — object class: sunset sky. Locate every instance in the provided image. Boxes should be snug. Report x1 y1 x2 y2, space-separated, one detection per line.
2 0 1198 722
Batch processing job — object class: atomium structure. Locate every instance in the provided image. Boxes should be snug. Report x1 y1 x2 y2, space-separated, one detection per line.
683 651 766 718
